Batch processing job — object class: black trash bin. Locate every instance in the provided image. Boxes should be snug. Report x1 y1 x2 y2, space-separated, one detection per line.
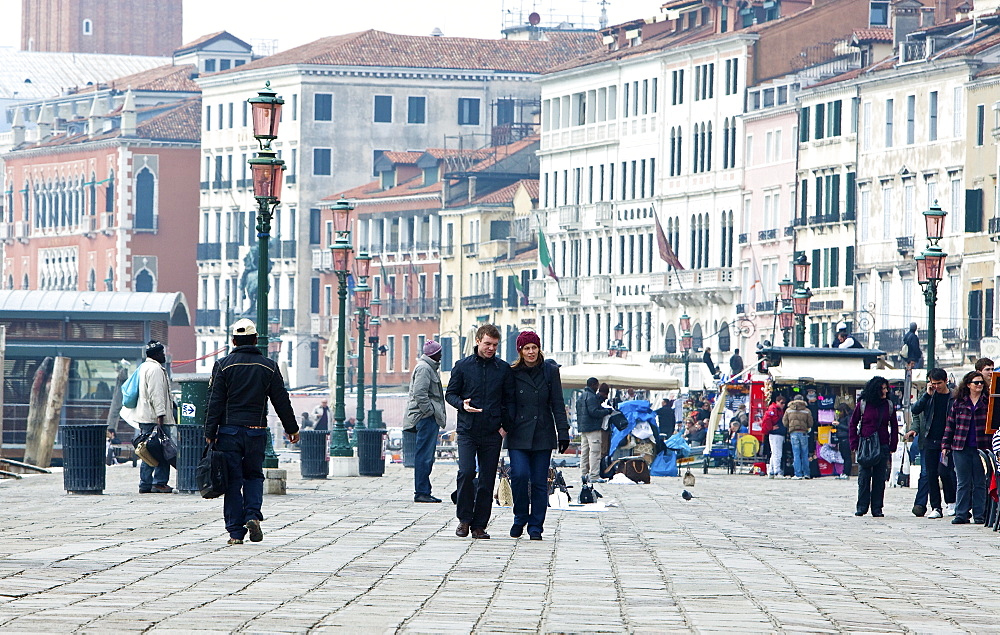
62 424 106 494
300 430 330 479
356 428 386 477
402 430 417 468
174 374 211 493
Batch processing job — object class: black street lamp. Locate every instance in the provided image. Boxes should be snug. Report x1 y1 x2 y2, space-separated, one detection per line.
329 198 355 458
248 81 285 469
608 322 629 358
367 298 384 428
918 201 948 370
779 305 795 346
792 254 812 347
680 313 692 388
353 252 372 434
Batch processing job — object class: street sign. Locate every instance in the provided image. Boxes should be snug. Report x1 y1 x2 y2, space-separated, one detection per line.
980 336 1000 360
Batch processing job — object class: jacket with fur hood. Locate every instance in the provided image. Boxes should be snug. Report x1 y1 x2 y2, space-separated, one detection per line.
782 398 813 434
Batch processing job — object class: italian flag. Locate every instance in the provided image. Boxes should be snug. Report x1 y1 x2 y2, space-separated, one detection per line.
538 229 557 280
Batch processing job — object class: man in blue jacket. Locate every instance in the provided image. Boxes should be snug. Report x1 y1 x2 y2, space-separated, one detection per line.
445 324 515 539
206 318 299 545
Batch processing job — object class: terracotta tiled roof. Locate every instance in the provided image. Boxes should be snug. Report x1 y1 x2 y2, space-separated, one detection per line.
137 97 202 142
852 27 893 42
474 179 539 205
225 29 602 74
74 63 200 94
382 151 423 164
422 147 493 160
334 175 443 202
175 31 226 51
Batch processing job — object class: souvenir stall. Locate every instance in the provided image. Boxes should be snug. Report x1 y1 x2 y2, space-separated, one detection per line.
755 346 912 477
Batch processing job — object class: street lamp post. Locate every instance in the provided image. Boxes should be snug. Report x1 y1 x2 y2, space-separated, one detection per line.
353 253 371 432
367 299 384 428
680 313 692 388
778 277 794 347
248 82 285 469
608 322 629 358
792 255 812 347
329 199 355 458
919 201 948 370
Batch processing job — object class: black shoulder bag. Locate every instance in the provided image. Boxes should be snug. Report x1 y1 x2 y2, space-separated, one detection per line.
855 400 883 468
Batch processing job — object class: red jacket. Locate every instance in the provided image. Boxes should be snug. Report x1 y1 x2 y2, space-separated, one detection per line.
761 403 785 435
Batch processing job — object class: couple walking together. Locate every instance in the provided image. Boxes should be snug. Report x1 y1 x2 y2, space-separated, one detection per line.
404 324 569 540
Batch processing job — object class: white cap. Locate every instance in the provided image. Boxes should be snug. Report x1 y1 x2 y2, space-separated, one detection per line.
232 318 257 336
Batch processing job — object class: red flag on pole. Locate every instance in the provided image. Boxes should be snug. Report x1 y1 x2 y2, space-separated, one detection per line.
655 214 684 270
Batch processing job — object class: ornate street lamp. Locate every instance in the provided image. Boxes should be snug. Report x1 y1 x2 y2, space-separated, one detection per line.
329 199 356 458
778 278 794 302
920 218 948 369
680 314 693 388
791 255 811 347
353 251 372 435
248 81 285 469
779 305 795 346
924 200 947 245
367 302 384 428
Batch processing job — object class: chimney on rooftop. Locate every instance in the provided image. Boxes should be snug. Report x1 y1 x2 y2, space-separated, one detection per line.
120 90 137 137
37 103 53 139
892 0 923 49
11 107 25 145
87 94 103 137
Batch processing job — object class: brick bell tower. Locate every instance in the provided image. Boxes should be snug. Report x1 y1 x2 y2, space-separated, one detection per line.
21 0 182 57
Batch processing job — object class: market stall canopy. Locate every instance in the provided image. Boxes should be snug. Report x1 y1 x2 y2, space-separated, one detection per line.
559 362 680 390
768 357 910 386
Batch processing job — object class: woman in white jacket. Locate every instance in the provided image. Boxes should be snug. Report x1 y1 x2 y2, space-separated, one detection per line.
120 341 175 493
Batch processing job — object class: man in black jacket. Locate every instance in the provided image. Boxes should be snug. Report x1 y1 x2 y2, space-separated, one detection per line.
445 324 515 539
206 318 299 545
906 367 956 518
576 377 613 482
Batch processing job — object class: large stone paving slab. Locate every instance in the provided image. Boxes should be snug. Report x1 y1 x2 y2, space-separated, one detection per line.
1 460 1000 632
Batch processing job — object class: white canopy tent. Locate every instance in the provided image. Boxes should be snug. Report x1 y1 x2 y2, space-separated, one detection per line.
559 362 681 390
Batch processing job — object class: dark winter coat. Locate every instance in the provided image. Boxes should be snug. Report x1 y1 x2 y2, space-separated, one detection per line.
445 347 515 436
575 387 612 433
205 345 297 440
782 399 813 435
506 359 570 451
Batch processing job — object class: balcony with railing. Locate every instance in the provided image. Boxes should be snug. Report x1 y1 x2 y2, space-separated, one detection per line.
461 293 493 309
649 267 738 306
197 242 221 260
462 242 478 258
225 242 241 260
736 303 746 314
312 248 332 271
895 235 914 255
738 233 748 244
592 276 611 300
557 278 580 302
755 300 775 312
440 244 455 258
196 309 221 327
440 296 454 310
558 205 581 230
757 229 777 241
784 226 796 237
595 202 613 226
989 216 1000 236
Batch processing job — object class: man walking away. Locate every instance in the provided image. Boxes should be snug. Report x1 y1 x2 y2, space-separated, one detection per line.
120 340 175 493
907 368 956 518
903 323 923 369
205 319 299 545
655 398 676 438
445 324 514 539
576 377 613 483
404 340 446 503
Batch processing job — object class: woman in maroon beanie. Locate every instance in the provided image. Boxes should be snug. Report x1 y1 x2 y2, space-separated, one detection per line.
507 331 570 540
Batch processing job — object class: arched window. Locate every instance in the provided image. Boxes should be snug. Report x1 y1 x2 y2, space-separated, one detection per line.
105 170 115 214
22 273 29 290
665 324 677 354
706 121 713 171
105 267 114 291
135 168 155 229
719 322 731 352
89 172 96 216
82 19 93 35
693 323 704 350
87 268 96 291
135 269 154 292
6 275 12 290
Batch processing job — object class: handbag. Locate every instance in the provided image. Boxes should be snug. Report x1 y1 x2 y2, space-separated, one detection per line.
196 442 228 499
132 429 160 467
622 457 650 484
121 368 140 409
160 431 178 468
608 412 628 431
856 433 882 467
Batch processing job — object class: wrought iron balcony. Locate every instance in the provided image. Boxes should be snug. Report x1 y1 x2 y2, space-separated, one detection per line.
738 233 748 244
896 236 913 255
196 242 221 260
757 229 777 241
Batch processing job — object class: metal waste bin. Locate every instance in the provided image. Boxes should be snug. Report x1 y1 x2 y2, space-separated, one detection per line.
62 424 106 494
356 428 386 477
300 430 330 479
402 430 417 468
174 373 211 493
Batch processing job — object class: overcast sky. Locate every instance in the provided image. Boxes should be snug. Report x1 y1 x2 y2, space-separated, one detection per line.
0 0 664 52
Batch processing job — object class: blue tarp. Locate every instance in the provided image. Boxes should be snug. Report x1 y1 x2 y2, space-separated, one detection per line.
608 400 657 458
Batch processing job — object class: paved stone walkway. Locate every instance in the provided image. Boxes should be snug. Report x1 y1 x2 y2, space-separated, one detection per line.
1 460 1000 633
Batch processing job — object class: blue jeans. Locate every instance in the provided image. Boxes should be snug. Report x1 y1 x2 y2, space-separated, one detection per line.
138 423 171 490
412 418 438 497
952 446 987 522
509 448 552 535
216 427 266 539
790 432 809 478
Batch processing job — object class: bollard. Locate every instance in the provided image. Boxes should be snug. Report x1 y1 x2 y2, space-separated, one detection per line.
61 424 106 494
401 430 417 468
173 373 212 493
356 428 386 477
300 429 330 479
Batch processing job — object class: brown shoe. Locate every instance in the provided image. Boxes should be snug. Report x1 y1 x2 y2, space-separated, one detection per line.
471 528 490 539
455 522 470 537
151 485 173 494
